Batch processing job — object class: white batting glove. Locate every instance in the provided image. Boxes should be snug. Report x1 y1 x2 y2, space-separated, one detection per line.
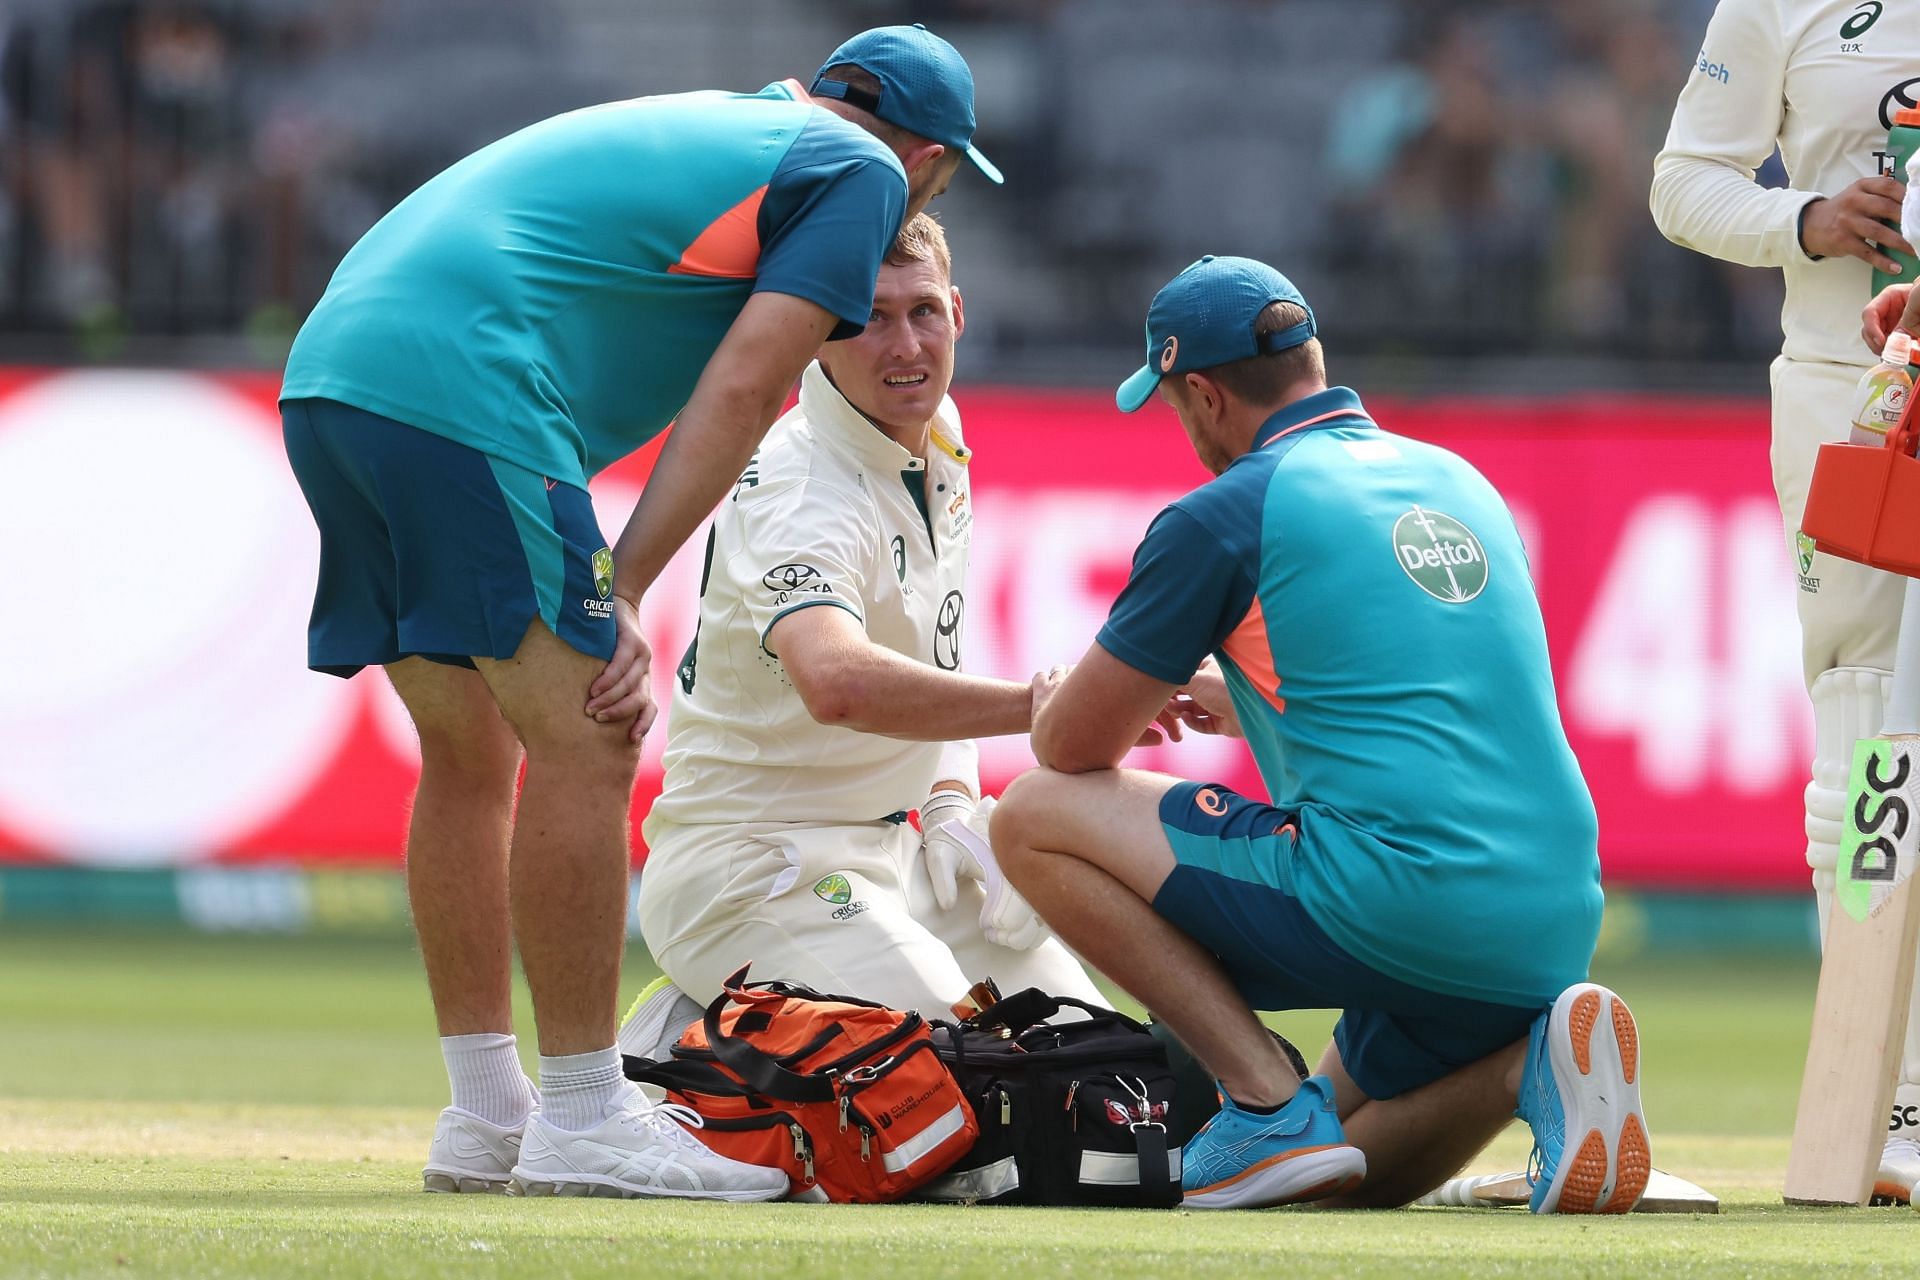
931 797 1049 951
920 788 982 911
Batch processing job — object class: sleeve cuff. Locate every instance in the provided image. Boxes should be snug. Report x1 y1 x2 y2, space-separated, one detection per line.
761 598 863 658
1093 630 1197 687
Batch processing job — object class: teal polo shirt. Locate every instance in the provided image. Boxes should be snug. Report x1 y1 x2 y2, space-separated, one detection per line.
280 81 907 487
1098 388 1602 1007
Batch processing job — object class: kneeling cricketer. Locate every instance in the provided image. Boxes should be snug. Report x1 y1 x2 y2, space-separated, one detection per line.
990 255 1652 1213
623 215 1110 1056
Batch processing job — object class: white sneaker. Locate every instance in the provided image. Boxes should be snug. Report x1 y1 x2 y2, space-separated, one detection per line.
509 1091 788 1201
423 1107 525 1194
1877 1134 1920 1205
617 976 707 1062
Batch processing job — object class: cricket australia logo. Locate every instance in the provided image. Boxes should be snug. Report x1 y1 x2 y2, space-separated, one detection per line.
814 872 868 921
592 548 614 599
1392 506 1488 603
1796 530 1821 593
583 546 616 620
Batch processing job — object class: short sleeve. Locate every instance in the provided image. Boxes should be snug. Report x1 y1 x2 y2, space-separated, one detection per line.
1095 506 1257 686
725 477 873 654
755 116 908 339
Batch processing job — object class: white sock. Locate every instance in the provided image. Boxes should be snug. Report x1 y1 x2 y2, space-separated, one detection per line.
440 1032 538 1128
538 1046 630 1132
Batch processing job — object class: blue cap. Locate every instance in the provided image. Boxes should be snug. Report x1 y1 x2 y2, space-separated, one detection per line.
1115 256 1316 413
812 24 1003 185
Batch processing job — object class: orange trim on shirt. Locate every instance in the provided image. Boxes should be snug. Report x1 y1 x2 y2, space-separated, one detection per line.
1221 594 1285 715
1256 409 1369 449
668 185 768 279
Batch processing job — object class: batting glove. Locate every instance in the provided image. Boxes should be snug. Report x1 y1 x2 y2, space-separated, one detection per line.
921 788 982 911
928 797 1049 951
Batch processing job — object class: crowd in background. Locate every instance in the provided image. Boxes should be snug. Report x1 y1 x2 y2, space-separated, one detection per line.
0 0 1786 380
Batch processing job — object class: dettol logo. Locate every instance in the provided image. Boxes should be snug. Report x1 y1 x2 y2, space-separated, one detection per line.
1392 506 1488 604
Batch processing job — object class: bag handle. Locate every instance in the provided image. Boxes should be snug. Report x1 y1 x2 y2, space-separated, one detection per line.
967 988 1152 1038
700 965 841 1104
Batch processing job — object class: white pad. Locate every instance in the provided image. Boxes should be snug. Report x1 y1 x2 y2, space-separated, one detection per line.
1805 667 1920 1095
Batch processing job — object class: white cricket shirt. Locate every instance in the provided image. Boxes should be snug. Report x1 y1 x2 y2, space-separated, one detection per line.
646 361 980 829
1652 0 1920 367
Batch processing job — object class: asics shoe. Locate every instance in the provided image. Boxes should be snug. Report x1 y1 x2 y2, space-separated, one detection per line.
510 1089 787 1201
423 1107 524 1194
1181 1075 1366 1209
1516 983 1650 1213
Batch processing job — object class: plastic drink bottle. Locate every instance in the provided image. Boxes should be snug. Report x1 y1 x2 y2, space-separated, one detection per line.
1870 107 1920 297
1849 329 1915 446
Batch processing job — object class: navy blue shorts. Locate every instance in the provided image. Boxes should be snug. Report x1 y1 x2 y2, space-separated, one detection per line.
282 397 618 677
1152 780 1539 1101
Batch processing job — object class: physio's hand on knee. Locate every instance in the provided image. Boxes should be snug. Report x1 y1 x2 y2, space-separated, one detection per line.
920 787 982 911
1864 283 1920 353
585 596 658 742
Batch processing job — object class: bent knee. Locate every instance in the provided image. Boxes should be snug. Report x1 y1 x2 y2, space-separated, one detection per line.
522 722 640 786
991 768 1067 861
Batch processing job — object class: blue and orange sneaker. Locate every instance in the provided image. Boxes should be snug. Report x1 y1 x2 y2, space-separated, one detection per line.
1181 1075 1366 1209
1516 982 1651 1213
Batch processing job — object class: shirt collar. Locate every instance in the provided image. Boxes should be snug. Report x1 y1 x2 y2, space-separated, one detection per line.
765 78 814 104
1252 386 1374 451
797 361 968 473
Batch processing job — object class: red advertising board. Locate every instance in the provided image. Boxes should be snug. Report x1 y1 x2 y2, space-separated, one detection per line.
0 370 1807 886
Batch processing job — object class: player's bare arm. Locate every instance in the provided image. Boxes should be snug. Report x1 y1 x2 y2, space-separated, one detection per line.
769 604 1033 740
1865 283 1920 352
1799 177 1913 274
1032 645 1183 774
587 291 842 738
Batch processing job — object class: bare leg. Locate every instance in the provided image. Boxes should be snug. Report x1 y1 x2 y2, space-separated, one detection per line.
1315 1038 1527 1208
991 768 1299 1108
475 622 640 1057
386 657 523 1036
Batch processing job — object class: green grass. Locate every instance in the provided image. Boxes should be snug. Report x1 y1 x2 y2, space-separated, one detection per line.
0 926 1907 1279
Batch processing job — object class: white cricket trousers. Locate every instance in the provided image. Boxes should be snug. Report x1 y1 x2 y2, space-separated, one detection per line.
637 816 1106 1015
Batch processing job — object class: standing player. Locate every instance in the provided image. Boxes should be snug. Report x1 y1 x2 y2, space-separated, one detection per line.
990 255 1649 1213
626 213 1106 1048
278 26 1000 1199
1651 0 1920 1198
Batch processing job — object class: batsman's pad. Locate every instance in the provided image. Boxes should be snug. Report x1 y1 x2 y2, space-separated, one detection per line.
1808 667 1893 948
1807 667 1920 1097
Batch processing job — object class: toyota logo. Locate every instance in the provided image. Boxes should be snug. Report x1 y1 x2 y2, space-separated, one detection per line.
1880 77 1920 131
933 590 964 670
762 563 821 592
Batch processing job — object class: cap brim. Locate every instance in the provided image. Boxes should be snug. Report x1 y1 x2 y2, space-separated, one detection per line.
965 145 1004 185
1115 364 1160 413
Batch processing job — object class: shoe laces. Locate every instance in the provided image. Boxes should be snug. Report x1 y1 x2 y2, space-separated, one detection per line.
1525 1142 1544 1189
614 1100 707 1150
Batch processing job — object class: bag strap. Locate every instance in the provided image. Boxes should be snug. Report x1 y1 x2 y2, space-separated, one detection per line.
700 966 839 1104
622 1053 756 1099
1135 1116 1172 1191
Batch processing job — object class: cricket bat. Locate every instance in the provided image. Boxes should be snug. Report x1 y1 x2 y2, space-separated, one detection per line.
1416 1168 1718 1214
1784 580 1920 1206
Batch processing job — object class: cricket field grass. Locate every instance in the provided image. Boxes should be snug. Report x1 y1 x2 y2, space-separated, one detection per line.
3 925 1914 1279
